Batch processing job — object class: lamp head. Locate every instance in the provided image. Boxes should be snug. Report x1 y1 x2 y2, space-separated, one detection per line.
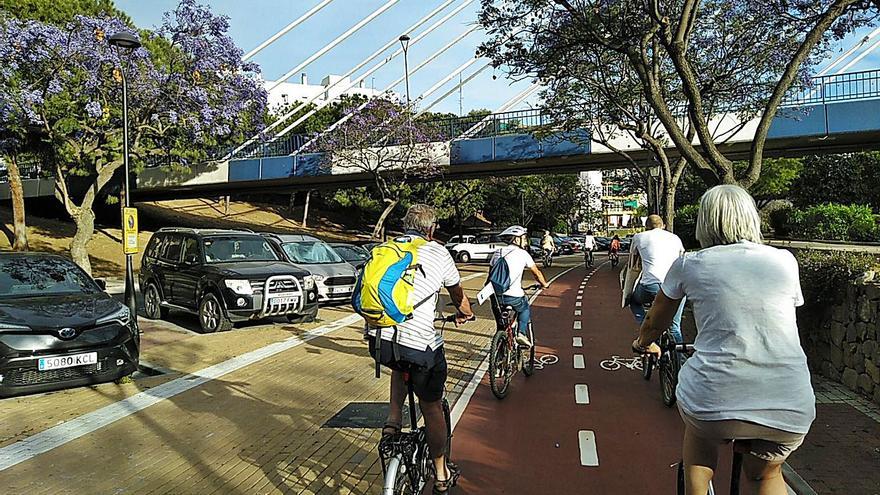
399 34 410 50
108 32 141 50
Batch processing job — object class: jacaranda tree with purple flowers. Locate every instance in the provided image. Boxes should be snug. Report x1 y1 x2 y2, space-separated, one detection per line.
312 99 445 239
479 0 880 192
0 0 266 273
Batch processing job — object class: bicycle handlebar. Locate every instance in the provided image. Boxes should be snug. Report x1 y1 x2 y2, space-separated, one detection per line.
523 283 543 291
433 314 477 324
632 340 695 354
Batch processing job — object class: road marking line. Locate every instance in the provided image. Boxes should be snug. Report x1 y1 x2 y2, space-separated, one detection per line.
575 301 582 307
451 263 581 431
578 430 599 466
574 354 585 369
573 337 583 348
575 384 590 404
0 312 364 472
574 310 581 316
573 321 582 330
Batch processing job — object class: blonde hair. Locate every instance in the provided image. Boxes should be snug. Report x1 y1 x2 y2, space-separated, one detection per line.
695 185 763 248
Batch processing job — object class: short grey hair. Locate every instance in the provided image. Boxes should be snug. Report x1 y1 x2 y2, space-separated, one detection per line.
402 204 437 234
695 185 763 248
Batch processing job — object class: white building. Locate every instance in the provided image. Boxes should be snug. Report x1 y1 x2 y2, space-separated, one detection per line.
263 74 390 111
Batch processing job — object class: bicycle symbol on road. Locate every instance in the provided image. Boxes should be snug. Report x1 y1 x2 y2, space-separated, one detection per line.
533 353 559 370
599 355 644 372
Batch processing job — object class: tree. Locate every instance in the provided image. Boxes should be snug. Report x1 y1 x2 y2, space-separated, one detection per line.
482 174 584 230
790 152 880 210
408 180 486 236
479 0 877 191
0 0 266 273
312 99 445 239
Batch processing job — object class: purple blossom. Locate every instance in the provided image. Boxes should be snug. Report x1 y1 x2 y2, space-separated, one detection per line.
85 101 102 119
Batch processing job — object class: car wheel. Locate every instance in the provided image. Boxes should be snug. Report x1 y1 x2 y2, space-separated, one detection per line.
199 293 232 333
143 283 169 320
458 251 471 263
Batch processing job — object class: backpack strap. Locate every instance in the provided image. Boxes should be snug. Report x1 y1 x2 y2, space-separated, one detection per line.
373 326 383 378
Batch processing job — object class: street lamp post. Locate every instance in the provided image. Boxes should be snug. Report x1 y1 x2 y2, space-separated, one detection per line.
399 35 412 142
109 32 141 315
648 165 662 217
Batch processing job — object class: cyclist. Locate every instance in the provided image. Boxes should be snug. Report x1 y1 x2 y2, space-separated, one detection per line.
541 230 556 259
609 235 621 264
491 226 550 347
582 230 596 266
366 204 474 494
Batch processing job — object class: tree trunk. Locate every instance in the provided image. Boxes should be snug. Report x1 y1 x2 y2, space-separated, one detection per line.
664 185 677 233
70 208 95 275
371 199 398 240
302 190 311 228
6 156 29 251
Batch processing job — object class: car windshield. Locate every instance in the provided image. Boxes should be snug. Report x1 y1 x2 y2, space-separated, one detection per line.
333 245 368 262
0 257 98 297
283 241 344 264
203 237 279 263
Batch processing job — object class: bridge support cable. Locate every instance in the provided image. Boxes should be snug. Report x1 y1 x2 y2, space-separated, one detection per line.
242 0 336 61
266 0 400 92
415 62 491 117
281 24 481 154
836 36 880 74
227 0 469 158
270 2 477 140
458 82 541 139
818 26 880 76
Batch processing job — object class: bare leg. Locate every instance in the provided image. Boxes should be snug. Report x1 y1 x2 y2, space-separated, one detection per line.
385 370 406 431
419 399 450 483
741 453 786 495
683 426 720 495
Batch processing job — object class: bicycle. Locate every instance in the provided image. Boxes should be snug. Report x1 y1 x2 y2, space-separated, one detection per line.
488 284 541 399
542 249 554 268
609 250 620 267
584 248 594 268
379 312 474 494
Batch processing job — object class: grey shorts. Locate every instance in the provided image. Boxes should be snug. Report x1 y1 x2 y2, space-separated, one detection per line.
678 405 806 463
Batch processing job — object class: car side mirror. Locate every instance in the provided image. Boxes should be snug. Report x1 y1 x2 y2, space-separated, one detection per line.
94 279 107 290
184 254 199 265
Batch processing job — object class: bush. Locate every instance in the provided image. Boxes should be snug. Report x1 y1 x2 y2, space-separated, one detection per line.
794 249 878 307
769 203 879 242
674 204 700 249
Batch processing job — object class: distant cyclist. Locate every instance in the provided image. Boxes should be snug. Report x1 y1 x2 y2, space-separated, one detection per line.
540 230 555 258
582 230 596 267
491 226 550 347
609 235 621 265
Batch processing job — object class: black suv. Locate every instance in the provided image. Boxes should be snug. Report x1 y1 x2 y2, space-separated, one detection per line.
139 228 319 332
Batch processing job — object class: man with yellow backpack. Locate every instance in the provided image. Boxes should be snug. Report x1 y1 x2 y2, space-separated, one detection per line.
354 204 473 493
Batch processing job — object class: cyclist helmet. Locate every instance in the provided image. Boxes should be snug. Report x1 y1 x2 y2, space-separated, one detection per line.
500 225 528 238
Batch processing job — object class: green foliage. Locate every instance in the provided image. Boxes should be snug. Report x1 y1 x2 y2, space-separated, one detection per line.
794 249 878 307
673 204 700 249
746 158 803 203
790 153 880 212
481 174 584 230
772 204 879 242
0 0 130 25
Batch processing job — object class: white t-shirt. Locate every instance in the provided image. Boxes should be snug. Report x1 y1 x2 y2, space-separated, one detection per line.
490 244 535 298
632 228 684 286
583 235 596 250
366 236 461 351
661 241 815 434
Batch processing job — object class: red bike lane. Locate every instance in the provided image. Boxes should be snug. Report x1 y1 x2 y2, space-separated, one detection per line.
450 261 733 494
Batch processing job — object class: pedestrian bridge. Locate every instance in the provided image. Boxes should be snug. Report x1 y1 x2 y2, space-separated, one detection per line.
5 69 880 201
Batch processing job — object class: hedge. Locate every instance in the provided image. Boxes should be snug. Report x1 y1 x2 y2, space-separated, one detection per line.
769 203 879 242
795 250 878 307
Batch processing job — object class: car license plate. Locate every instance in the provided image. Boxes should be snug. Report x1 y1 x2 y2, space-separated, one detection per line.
331 286 351 294
38 352 98 371
272 296 299 305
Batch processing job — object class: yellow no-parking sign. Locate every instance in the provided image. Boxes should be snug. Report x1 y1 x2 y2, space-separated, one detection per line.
123 207 139 255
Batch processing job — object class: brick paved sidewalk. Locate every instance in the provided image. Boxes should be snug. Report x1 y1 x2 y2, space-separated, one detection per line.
786 375 880 494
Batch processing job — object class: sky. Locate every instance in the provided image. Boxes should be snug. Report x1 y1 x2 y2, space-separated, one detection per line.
115 0 880 116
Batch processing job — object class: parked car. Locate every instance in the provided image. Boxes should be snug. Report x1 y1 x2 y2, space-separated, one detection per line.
446 232 505 263
553 236 574 255
330 242 370 270
595 237 611 251
263 234 358 305
446 235 476 248
0 252 139 397
140 228 319 333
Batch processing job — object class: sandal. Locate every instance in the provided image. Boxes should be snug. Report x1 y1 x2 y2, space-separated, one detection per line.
433 461 461 494
381 421 402 438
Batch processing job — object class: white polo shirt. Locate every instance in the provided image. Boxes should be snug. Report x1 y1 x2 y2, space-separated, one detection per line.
631 228 684 286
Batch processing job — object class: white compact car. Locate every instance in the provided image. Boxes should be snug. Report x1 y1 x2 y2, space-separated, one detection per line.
446 233 505 263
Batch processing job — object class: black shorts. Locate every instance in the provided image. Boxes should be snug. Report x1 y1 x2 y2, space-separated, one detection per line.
368 336 448 403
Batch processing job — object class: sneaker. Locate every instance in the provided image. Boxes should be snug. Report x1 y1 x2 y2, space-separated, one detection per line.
516 333 532 347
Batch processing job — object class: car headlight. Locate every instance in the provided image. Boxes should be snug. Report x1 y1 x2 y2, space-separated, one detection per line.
97 305 131 326
0 322 30 333
224 279 253 295
303 275 316 290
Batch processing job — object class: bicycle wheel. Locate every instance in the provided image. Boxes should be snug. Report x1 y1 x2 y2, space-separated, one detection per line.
383 455 420 494
489 331 511 399
676 461 685 495
641 354 654 381
522 322 536 377
660 351 679 407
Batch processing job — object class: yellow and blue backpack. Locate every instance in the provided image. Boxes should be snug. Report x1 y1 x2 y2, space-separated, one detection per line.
352 236 434 376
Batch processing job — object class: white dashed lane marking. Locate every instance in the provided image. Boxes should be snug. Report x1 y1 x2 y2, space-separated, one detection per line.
575 301 582 307
574 310 581 316
575 384 590 404
573 321 582 330
574 354 585 369
578 430 599 466
573 336 583 347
